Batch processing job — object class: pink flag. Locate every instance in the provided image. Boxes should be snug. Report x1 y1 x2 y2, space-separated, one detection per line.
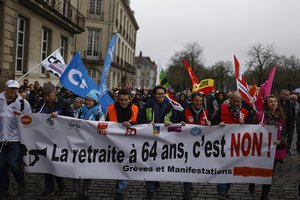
255 66 277 112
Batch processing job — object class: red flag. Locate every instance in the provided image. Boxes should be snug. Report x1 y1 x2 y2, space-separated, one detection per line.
234 55 256 109
255 66 277 112
249 79 258 101
182 58 199 87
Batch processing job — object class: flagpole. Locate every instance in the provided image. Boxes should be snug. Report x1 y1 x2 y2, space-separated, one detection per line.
17 63 41 82
55 79 60 86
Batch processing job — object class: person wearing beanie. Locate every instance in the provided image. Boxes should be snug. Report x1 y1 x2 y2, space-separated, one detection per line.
71 89 104 199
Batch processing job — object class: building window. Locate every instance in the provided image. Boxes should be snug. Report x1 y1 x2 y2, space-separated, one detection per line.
87 67 97 79
87 29 100 56
89 0 102 15
60 36 67 60
15 17 26 73
41 28 51 74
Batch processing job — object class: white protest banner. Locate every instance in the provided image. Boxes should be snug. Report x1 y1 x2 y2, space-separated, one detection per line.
18 113 277 184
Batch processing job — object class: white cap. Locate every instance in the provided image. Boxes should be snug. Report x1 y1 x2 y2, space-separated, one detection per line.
5 80 20 88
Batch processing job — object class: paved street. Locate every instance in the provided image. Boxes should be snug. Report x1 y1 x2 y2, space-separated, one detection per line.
7 133 300 200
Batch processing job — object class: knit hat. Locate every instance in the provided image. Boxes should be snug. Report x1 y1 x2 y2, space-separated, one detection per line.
85 89 100 102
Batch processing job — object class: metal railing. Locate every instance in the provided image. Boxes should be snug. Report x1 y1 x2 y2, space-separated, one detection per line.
21 0 85 31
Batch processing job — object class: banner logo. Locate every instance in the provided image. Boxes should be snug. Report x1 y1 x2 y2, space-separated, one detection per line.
97 123 108 135
191 127 202 136
167 126 182 132
68 69 88 89
68 121 82 129
125 127 137 136
21 115 32 125
21 144 47 167
153 125 160 135
46 117 55 128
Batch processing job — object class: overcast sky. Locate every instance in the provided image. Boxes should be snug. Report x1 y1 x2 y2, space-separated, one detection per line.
130 0 300 70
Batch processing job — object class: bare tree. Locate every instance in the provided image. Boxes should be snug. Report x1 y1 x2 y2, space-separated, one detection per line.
208 61 233 91
273 55 300 91
167 42 205 91
246 43 277 85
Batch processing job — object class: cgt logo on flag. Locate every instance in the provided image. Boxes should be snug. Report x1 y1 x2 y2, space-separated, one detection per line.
97 122 108 135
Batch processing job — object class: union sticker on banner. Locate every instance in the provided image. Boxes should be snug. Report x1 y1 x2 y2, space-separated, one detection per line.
45 117 55 129
97 122 108 135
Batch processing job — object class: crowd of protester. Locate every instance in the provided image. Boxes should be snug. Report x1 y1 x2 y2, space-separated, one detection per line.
1 78 300 200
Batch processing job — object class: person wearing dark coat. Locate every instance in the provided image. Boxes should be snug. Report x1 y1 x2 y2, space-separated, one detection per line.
139 86 175 199
279 89 295 155
35 82 73 200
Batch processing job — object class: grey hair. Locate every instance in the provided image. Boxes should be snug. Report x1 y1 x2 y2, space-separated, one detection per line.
42 82 56 94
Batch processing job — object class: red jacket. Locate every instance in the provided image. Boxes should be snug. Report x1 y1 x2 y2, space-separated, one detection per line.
184 107 209 125
220 104 248 124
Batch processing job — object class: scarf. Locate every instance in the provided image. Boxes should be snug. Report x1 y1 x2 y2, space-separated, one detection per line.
229 104 242 120
80 104 102 121
265 112 280 126
192 105 203 123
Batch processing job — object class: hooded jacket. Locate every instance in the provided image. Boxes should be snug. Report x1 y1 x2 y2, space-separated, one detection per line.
0 92 31 141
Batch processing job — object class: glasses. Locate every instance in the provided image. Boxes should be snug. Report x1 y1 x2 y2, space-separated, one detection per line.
119 98 129 101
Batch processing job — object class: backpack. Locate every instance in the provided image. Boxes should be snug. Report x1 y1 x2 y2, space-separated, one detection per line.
20 99 24 112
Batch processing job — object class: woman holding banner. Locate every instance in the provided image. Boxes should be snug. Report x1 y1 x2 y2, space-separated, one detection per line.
71 89 104 199
180 92 211 200
250 95 286 200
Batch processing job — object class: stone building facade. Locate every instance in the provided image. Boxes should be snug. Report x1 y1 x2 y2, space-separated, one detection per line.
76 0 139 89
134 51 157 90
0 0 85 90
0 0 138 91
